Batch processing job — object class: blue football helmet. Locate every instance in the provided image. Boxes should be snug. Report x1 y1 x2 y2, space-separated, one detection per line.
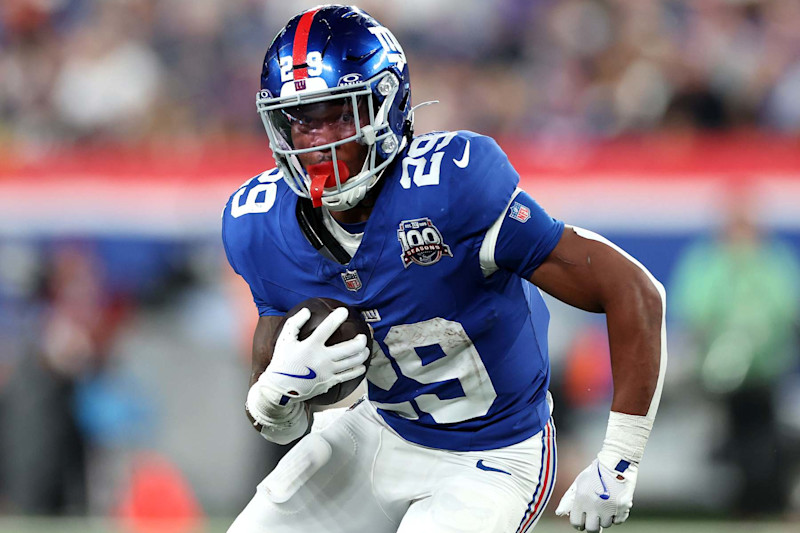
257 5 412 210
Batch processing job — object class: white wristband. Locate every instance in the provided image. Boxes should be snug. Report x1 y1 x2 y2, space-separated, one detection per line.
251 401 310 445
599 411 653 466
246 382 310 445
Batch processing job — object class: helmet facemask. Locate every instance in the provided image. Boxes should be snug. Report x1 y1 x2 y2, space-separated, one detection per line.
257 71 404 211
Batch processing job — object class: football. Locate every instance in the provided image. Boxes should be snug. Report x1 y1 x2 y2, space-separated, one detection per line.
278 297 373 405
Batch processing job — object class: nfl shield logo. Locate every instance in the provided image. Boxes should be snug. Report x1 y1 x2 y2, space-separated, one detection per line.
509 202 531 223
294 79 306 91
341 269 362 292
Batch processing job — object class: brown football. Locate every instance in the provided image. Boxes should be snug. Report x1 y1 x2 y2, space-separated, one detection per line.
276 297 372 405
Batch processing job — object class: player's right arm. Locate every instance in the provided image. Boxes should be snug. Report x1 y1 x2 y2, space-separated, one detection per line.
245 314 313 445
245 315 282 428
222 174 368 443
244 310 370 445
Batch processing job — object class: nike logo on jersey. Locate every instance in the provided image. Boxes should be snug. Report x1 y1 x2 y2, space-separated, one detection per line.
476 460 511 475
454 140 470 168
595 463 611 500
275 367 317 380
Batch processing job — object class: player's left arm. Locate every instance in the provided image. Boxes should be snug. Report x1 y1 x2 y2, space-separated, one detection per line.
530 225 667 532
530 225 665 415
464 138 664 528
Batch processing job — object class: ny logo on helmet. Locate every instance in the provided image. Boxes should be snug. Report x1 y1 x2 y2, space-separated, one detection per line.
368 26 406 71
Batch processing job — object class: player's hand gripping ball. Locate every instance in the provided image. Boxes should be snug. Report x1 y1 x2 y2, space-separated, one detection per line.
274 297 373 405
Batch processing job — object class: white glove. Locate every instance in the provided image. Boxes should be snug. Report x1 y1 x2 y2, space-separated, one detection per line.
555 453 638 532
247 307 369 423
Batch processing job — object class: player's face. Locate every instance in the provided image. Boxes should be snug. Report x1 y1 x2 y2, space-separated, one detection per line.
284 98 370 176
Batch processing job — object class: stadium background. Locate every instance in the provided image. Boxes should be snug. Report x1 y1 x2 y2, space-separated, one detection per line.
1 0 799 531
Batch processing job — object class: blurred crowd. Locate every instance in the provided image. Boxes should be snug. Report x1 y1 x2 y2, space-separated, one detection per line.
2 0 800 153
669 189 800 517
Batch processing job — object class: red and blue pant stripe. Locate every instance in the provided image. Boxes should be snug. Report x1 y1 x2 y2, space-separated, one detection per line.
516 418 557 533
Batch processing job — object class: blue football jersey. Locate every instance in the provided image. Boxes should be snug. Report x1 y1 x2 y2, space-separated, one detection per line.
222 131 564 451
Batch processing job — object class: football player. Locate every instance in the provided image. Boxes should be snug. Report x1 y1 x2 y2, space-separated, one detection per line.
223 5 667 533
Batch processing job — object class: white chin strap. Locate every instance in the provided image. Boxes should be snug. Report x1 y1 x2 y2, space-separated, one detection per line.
318 134 406 211
321 125 381 211
322 183 369 211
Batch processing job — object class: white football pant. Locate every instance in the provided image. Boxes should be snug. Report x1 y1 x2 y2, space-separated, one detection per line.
228 398 557 533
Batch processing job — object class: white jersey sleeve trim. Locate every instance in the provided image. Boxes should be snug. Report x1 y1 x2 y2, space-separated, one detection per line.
479 188 523 277
572 226 667 420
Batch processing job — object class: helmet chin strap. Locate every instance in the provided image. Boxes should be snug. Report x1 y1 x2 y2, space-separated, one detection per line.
306 161 350 208
305 129 406 211
323 183 369 211
321 148 372 211
322 133 407 211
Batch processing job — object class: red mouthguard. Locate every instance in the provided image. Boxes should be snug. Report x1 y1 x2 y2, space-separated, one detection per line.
306 161 350 207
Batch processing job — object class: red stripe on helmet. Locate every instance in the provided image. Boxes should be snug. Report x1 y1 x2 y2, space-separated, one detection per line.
292 8 319 81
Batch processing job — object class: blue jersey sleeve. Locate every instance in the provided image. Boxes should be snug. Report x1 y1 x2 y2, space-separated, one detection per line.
221 172 285 317
250 287 282 317
445 132 519 238
493 189 564 278
221 210 241 276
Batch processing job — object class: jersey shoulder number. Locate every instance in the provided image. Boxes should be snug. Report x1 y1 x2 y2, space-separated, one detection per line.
226 168 284 219
222 168 287 276
397 131 518 237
